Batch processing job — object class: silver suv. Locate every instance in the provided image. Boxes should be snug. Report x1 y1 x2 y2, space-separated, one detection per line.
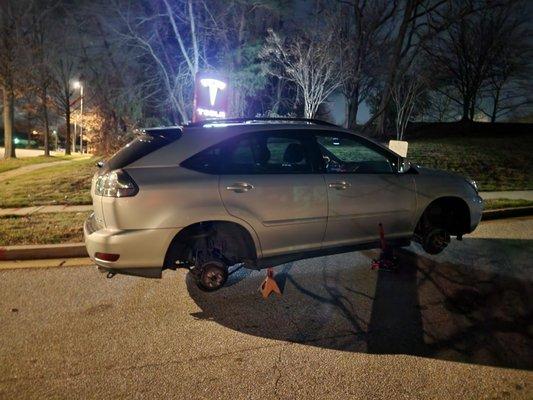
84 118 483 291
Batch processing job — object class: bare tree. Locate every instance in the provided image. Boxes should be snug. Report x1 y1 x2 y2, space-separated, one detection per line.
1 1 67 158
336 0 398 129
369 0 490 135
425 0 527 121
480 66 531 122
19 91 40 147
261 28 343 119
110 0 206 123
70 0 160 154
0 1 29 158
425 91 456 122
27 10 56 156
207 1 281 117
391 73 425 140
51 59 77 155
477 24 532 122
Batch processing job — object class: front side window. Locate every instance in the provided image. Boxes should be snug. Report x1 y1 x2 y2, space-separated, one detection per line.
181 131 316 174
317 134 395 174
261 135 312 173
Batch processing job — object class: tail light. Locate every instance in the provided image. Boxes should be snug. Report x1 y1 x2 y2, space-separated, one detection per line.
94 252 120 262
95 169 138 197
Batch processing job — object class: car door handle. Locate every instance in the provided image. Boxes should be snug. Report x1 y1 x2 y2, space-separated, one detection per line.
226 182 254 193
328 181 351 190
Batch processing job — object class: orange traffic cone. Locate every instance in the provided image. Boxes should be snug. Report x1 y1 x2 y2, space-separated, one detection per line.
260 267 282 298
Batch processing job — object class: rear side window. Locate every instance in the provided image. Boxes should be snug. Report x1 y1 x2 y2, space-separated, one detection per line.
180 146 223 174
103 131 181 172
181 131 317 174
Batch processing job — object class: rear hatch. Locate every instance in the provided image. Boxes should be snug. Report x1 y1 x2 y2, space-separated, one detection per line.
92 127 182 228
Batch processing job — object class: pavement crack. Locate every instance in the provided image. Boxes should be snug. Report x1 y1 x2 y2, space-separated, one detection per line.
272 347 284 399
0 341 294 385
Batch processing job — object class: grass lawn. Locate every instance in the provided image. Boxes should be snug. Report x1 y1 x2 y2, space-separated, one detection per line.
408 133 533 191
0 157 98 208
0 155 75 174
483 198 533 210
0 212 89 246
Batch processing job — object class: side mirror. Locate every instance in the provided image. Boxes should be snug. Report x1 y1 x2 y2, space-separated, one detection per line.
398 159 412 174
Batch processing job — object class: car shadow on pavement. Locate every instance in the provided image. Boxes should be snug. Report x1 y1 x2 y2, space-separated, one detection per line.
187 238 533 370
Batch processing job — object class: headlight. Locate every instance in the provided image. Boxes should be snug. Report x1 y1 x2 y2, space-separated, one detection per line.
95 169 138 197
466 178 478 193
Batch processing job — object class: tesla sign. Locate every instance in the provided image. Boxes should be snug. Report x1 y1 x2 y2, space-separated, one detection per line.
193 72 229 121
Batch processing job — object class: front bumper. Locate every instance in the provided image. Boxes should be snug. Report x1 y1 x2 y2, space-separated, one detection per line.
84 214 178 277
469 194 484 232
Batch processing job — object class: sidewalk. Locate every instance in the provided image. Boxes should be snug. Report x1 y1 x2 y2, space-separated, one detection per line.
479 190 533 201
0 204 92 217
0 155 90 183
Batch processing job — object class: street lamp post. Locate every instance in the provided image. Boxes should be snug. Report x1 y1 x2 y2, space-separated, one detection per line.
73 120 77 154
73 81 84 154
53 130 58 151
79 84 84 154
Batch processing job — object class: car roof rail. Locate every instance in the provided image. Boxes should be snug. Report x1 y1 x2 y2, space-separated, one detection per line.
142 126 183 138
185 117 339 128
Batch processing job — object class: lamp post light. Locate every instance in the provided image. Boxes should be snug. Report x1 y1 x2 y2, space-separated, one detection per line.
73 81 84 154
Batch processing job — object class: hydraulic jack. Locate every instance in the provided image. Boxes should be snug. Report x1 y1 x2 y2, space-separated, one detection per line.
260 267 282 298
371 223 399 272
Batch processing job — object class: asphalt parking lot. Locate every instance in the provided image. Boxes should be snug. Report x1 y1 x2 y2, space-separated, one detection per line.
1 217 532 399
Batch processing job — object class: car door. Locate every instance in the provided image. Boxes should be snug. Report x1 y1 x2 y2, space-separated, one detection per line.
315 131 416 248
218 130 327 258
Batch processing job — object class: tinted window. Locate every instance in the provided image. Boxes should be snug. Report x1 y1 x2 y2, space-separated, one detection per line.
317 134 394 174
181 132 316 174
261 135 312 173
103 131 181 173
180 145 223 174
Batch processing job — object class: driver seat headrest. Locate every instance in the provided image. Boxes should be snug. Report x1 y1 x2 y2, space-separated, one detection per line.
283 143 305 164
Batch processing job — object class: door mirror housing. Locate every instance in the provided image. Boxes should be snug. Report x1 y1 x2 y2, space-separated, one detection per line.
398 158 412 174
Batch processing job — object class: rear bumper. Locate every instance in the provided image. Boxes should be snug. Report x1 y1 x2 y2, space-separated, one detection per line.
84 214 177 277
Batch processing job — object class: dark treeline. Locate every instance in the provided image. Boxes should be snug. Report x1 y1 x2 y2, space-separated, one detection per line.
0 0 531 157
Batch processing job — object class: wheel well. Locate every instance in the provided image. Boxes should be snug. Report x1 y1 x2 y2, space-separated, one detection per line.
416 197 471 236
163 221 257 268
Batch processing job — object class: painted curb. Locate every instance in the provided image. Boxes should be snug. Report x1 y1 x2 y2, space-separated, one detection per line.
0 243 87 261
0 257 92 271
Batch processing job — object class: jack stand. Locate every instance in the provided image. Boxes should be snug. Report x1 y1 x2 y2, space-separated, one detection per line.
260 267 282 298
371 223 399 272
